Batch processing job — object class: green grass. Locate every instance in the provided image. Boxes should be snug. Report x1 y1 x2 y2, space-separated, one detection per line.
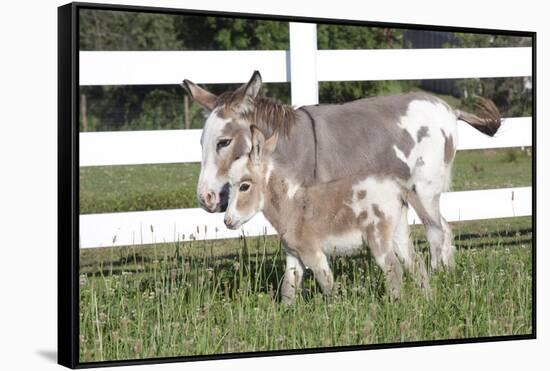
451 148 532 191
79 148 532 214
79 216 532 362
80 163 199 214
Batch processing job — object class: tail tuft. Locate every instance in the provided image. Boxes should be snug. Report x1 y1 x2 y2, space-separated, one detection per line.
456 97 501 137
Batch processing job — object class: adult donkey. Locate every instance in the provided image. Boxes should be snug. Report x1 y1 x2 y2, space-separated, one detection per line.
181 71 501 271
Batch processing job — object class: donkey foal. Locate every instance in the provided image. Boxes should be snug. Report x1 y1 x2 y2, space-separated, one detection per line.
224 127 429 304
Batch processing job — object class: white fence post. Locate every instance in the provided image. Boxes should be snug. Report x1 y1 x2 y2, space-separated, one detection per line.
289 23 319 106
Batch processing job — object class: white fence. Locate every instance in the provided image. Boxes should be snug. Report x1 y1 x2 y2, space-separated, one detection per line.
79 23 533 248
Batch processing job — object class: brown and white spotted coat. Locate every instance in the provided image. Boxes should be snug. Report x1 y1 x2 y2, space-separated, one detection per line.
182 71 501 272
224 128 430 304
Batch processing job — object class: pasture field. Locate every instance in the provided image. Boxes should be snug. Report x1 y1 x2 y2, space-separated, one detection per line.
78 148 533 362
79 217 532 362
79 148 532 214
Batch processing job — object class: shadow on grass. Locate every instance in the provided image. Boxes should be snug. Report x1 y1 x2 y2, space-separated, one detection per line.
455 228 532 241
79 222 532 306
80 225 532 277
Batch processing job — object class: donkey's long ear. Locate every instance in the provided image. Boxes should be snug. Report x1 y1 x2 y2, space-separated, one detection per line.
181 79 217 110
264 132 279 156
243 71 262 99
249 125 266 166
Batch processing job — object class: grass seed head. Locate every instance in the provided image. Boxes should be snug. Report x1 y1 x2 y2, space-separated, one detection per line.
133 340 142 356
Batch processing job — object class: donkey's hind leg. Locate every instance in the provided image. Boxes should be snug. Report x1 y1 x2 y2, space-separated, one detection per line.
363 207 403 300
407 186 455 271
392 202 414 270
392 203 430 293
440 217 456 270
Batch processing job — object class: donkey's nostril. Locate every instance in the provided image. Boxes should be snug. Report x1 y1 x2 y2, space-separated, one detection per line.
199 190 219 212
224 217 232 227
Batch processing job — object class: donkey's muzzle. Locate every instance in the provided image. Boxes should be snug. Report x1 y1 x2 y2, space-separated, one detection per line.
224 216 237 230
198 190 218 213
197 183 230 213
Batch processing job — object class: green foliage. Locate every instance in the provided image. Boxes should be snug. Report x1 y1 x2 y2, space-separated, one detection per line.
317 25 413 102
79 10 292 132
80 10 183 50
80 85 187 131
319 80 419 104
129 90 181 130
173 16 291 108
456 77 532 117
79 9 532 132
318 24 404 49
453 34 532 117
173 16 289 50
452 33 531 48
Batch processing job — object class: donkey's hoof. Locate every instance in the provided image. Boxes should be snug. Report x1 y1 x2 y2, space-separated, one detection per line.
442 246 457 272
281 295 296 306
420 280 432 298
388 284 401 302
389 291 401 302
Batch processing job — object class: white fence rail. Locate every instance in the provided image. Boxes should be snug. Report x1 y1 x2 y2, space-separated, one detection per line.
80 47 532 86
80 187 532 248
79 22 533 248
80 117 532 167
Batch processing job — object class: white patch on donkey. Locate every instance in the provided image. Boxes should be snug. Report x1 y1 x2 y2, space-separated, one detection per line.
321 231 363 256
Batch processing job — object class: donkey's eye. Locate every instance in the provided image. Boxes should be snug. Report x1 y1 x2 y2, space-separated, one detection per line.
216 139 232 151
239 183 250 192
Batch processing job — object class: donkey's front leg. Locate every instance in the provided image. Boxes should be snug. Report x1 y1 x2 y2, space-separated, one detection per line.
281 253 305 305
300 250 335 297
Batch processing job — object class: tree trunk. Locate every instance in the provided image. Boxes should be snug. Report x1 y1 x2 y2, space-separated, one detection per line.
184 95 190 129
80 93 88 132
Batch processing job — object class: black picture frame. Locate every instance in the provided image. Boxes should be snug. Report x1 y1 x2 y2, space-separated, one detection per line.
58 2 537 368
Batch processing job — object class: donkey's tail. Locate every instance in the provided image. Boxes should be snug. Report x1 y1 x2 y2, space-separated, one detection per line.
456 97 502 137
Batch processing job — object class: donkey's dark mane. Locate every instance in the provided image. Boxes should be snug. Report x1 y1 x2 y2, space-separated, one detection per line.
246 97 297 136
217 92 297 137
